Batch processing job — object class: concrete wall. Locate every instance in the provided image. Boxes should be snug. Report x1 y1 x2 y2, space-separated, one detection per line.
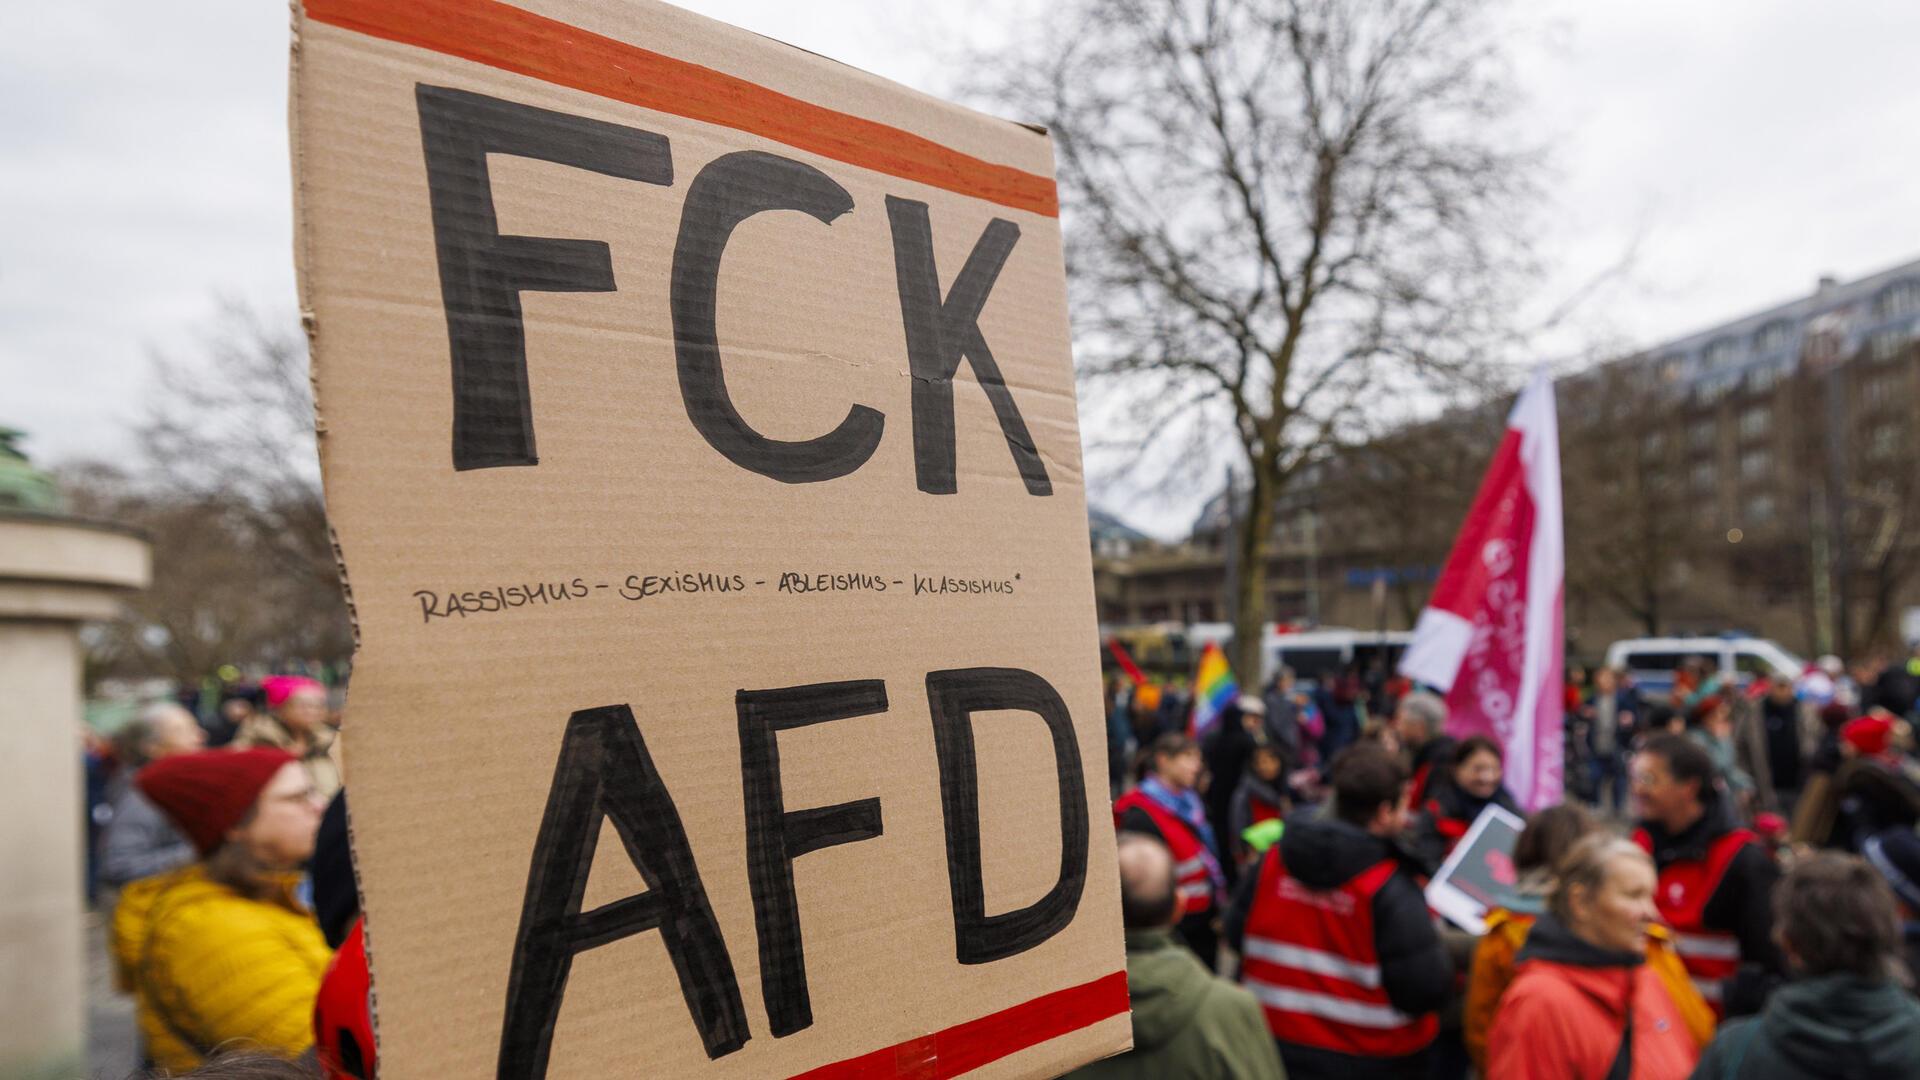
0 622 86 1078
0 513 149 1078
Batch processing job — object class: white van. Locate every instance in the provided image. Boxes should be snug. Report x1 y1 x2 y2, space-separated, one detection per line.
1602 636 1805 698
1263 628 1414 688
1174 624 1413 687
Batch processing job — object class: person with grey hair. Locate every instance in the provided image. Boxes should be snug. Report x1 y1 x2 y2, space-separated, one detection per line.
98 702 204 888
1392 690 1453 806
1485 834 1700 1078
1067 833 1283 1079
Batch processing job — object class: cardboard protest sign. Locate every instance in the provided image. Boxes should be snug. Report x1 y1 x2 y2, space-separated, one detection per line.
289 0 1127 1076
1423 804 1527 934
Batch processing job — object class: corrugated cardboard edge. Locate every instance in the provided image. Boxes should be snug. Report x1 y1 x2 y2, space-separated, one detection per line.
286 0 385 1054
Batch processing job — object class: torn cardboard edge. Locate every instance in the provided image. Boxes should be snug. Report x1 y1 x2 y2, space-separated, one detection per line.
288 1 394 1062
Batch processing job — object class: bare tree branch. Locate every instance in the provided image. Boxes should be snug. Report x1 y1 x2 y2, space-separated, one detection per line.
60 303 351 686
972 0 1541 675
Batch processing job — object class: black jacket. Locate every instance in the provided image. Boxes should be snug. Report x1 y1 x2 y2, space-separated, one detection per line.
312 790 357 949
1410 735 1456 783
1690 974 1920 1079
1201 711 1256 868
1639 802 1783 1016
1833 756 1920 852
1869 666 1919 718
1760 696 1802 792
1227 774 1288 862
1411 780 1519 877
1226 812 1451 1080
1260 688 1303 762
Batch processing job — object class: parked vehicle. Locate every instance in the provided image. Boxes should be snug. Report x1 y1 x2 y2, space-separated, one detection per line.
1261 628 1413 688
1602 635 1805 700
1146 624 1412 688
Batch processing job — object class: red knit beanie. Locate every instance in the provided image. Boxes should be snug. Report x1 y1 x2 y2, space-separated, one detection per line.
137 747 299 855
1843 713 1895 758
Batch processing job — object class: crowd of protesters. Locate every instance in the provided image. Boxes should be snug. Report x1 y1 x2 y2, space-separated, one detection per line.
76 641 1920 1078
1090 642 1920 1078
81 675 366 1079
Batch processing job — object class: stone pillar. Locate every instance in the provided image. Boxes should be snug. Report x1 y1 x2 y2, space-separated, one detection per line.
0 512 149 1079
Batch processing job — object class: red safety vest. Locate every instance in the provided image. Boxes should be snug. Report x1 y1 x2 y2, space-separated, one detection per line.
1240 849 1439 1058
1633 826 1756 1015
1114 791 1215 915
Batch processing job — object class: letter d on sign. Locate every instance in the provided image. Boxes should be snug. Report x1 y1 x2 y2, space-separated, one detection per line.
925 667 1088 964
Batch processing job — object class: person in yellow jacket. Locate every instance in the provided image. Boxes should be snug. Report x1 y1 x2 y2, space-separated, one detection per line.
111 747 331 1073
1462 805 1714 1072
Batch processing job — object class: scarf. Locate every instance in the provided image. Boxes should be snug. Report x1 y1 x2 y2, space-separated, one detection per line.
1140 776 1225 893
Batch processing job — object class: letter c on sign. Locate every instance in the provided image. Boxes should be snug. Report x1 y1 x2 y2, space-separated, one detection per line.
670 151 884 483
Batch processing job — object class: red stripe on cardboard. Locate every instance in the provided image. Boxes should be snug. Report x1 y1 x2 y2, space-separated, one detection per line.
302 0 1060 217
784 970 1130 1080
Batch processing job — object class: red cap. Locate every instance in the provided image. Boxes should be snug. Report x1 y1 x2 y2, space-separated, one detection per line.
1753 812 1788 839
136 748 299 855
1843 714 1896 758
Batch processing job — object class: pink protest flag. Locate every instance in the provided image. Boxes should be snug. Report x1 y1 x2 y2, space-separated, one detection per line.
1398 369 1565 810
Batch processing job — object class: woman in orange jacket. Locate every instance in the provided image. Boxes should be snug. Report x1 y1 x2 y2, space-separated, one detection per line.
1463 807 1714 1071
1486 835 1702 1080
1464 804 1591 1068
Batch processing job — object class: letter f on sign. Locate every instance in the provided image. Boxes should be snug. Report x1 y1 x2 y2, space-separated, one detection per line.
416 85 674 471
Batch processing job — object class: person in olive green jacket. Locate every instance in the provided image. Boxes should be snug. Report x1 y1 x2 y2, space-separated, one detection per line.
1070 832 1285 1080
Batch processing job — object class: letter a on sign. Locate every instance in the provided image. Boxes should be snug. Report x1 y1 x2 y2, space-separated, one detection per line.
291 0 1125 1076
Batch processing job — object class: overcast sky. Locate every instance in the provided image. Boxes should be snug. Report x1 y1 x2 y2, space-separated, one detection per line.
3 0 1916 538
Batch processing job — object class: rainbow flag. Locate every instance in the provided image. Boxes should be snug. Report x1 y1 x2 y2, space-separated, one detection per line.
1189 642 1238 737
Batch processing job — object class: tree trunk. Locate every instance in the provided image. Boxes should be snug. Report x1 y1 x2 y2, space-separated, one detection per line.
1231 470 1278 688
1858 563 1898 653
1638 564 1662 637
